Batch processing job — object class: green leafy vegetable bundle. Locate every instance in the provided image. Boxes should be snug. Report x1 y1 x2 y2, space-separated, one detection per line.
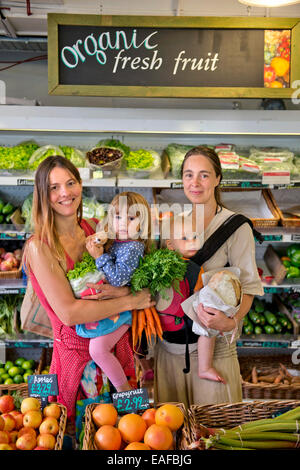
125 149 154 170
66 252 105 298
0 142 39 170
66 252 97 281
130 248 187 297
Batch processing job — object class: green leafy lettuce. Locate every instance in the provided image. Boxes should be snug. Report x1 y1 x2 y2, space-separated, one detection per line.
66 252 97 281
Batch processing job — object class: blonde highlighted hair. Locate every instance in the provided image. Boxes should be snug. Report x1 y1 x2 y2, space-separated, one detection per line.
103 191 152 254
32 155 82 264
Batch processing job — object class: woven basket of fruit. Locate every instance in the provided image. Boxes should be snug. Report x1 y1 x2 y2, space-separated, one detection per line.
0 393 67 450
0 246 23 279
185 399 300 450
82 401 190 451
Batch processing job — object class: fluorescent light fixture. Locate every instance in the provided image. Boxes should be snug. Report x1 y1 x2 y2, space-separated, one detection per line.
239 0 300 7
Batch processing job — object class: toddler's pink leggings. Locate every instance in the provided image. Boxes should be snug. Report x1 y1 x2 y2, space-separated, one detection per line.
89 323 130 389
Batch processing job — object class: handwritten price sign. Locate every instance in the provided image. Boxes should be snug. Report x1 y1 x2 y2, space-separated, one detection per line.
112 388 150 414
27 374 59 409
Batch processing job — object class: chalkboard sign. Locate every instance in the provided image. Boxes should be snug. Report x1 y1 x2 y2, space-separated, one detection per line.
27 374 59 409
112 388 150 414
48 15 300 98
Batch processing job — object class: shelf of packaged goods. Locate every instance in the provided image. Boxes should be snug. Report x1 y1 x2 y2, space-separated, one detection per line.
256 227 300 243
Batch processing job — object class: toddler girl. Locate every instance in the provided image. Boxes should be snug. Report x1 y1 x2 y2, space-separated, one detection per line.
76 191 152 392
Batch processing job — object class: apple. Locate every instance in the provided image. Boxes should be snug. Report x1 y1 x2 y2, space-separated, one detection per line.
0 394 15 413
9 430 18 444
9 411 23 430
0 416 4 431
36 433 56 450
18 426 36 439
16 432 37 450
0 430 10 444
9 443 17 450
20 397 40 414
0 259 14 271
1 413 16 432
34 446 48 450
23 410 42 429
43 403 61 420
0 443 13 450
39 417 59 436
3 252 14 260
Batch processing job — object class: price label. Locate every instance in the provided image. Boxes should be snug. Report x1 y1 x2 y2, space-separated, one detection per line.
16 178 34 186
27 374 59 409
262 171 290 186
112 388 150 414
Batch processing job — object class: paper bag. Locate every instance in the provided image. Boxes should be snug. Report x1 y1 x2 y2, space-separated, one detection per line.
181 267 241 338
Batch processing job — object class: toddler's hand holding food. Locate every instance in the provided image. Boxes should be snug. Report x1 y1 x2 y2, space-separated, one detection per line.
86 234 105 259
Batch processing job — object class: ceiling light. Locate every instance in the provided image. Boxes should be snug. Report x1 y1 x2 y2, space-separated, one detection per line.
239 0 300 7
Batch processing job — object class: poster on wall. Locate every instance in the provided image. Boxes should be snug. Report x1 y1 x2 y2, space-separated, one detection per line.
48 15 300 98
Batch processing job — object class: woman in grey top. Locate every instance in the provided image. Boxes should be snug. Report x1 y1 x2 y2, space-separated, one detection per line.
154 146 263 408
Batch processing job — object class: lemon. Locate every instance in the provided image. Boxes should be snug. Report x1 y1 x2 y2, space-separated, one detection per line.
4 378 13 385
4 361 14 371
8 366 21 378
13 374 24 384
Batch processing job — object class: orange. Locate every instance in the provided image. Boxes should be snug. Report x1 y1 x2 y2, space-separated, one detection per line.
141 408 156 428
144 424 173 450
125 442 151 450
117 413 147 443
270 57 289 77
94 425 122 450
155 404 184 431
92 404 118 427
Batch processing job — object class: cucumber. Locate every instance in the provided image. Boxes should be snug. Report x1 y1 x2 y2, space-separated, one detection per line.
254 299 264 314
274 323 283 334
249 310 262 324
264 325 275 334
243 323 254 335
2 203 14 215
264 310 277 326
254 325 263 335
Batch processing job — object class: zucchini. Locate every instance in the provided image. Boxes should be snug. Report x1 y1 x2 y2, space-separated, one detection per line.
249 310 262 324
264 325 275 334
264 310 277 326
274 323 283 334
254 299 264 314
258 313 266 326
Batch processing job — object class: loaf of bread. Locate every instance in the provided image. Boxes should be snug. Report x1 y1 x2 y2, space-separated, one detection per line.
207 270 241 307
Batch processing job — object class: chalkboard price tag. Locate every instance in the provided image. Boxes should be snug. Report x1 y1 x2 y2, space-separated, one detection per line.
27 374 59 409
112 388 150 414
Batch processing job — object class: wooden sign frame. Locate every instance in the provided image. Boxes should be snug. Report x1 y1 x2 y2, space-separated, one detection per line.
48 14 300 98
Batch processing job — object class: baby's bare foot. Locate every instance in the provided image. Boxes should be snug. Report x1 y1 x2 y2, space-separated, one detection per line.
198 367 226 384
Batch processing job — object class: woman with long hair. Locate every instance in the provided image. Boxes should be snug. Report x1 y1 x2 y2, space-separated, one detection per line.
154 146 263 408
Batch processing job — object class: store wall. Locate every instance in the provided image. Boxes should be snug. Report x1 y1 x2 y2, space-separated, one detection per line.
1 0 300 110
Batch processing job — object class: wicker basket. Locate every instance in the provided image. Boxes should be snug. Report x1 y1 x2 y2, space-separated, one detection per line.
221 188 280 227
239 354 300 400
187 399 300 447
82 401 189 450
268 188 300 228
0 382 28 398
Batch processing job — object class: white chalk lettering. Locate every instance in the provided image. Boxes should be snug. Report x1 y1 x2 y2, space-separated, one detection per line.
173 50 219 75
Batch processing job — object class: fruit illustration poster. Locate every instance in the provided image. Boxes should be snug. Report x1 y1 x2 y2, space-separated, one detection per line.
264 30 291 88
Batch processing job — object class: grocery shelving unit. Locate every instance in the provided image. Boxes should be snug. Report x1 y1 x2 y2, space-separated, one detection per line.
0 106 300 360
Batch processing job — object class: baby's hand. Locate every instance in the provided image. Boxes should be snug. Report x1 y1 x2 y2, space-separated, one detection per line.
86 235 105 259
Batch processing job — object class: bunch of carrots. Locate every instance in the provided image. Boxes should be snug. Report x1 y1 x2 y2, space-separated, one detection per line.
130 247 187 352
131 307 163 352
